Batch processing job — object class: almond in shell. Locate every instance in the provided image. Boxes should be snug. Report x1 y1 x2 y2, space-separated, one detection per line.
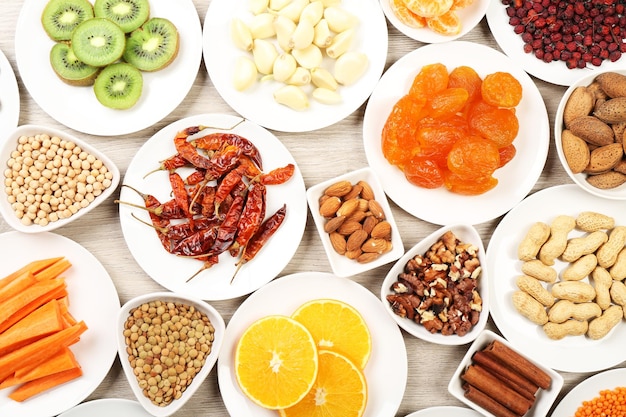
594 97 626 124
586 171 626 189
595 72 626 98
585 143 624 174
563 86 594 128
568 115 615 146
561 130 590 174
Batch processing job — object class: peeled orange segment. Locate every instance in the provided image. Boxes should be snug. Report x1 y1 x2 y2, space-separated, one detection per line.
235 315 319 410
389 0 427 28
404 0 453 18
291 299 372 369
451 0 474 10
426 9 462 35
278 349 368 417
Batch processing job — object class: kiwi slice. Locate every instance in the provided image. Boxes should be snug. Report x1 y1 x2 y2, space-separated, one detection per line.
50 42 101 86
41 0 94 41
71 18 126 67
93 0 150 33
123 17 179 72
93 62 143 109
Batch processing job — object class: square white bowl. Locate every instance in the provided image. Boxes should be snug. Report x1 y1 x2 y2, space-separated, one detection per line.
448 330 564 417
0 124 120 232
554 68 626 200
116 291 225 417
306 166 404 277
381 223 489 345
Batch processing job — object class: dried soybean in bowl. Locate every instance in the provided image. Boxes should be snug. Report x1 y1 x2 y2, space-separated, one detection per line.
123 300 216 407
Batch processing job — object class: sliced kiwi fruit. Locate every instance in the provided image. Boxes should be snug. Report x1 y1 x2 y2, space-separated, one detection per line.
123 17 179 72
93 0 150 33
71 17 126 67
41 0 94 41
50 42 101 86
93 62 143 109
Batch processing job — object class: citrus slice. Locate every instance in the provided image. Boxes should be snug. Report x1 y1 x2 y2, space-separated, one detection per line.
278 349 368 417
404 0 453 18
390 0 427 28
235 315 319 410
291 299 372 369
426 10 462 35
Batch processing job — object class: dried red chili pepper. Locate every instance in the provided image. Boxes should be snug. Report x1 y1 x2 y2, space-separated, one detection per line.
233 182 267 254
206 194 245 257
193 132 263 170
260 163 295 185
206 144 242 179
174 125 215 169
171 225 218 257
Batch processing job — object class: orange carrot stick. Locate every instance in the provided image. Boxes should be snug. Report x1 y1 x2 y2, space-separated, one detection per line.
0 347 78 389
33 258 72 281
0 258 63 290
8 366 82 402
0 272 37 304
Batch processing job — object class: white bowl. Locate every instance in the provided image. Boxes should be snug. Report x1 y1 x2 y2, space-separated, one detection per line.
116 292 225 417
306 167 404 278
0 124 120 232
555 68 626 200
381 224 489 345
448 330 564 417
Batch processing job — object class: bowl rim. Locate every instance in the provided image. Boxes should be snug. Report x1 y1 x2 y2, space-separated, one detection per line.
0 124 121 233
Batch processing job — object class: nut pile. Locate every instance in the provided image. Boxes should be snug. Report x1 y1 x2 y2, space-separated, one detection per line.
514 211 626 340
123 300 216 407
3 133 114 226
560 71 626 189
386 231 483 336
318 179 392 264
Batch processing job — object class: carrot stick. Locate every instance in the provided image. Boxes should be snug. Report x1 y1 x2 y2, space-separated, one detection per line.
8 366 82 402
0 321 87 382
0 257 63 290
33 258 71 281
0 299 64 356
0 271 37 304
0 347 78 389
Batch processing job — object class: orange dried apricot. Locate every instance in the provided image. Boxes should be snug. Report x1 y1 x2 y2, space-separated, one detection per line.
382 94 427 166
390 0 427 28
426 9 462 35
409 63 449 99
498 144 517 168
415 123 464 166
447 65 482 103
404 155 445 189
404 0 453 18
481 71 523 108
447 135 500 180
444 171 498 195
424 87 469 119
468 100 519 148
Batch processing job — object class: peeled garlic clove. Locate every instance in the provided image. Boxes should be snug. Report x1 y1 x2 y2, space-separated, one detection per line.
289 19 314 50
278 0 310 22
274 85 309 110
292 44 323 69
300 1 324 26
313 19 332 48
326 28 355 59
274 15 296 52
324 6 358 33
312 87 342 104
231 18 253 51
249 0 269 14
312 0 341 6
269 0 291 11
249 13 276 39
334 51 368 85
286 66 311 86
311 67 338 90
272 53 297 82
253 39 279 74
233 56 258 91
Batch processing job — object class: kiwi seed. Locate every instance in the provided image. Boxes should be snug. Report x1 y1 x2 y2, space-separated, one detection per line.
123 17 179 72
41 0 94 41
93 62 143 109
49 42 101 86
93 0 150 33
71 17 127 67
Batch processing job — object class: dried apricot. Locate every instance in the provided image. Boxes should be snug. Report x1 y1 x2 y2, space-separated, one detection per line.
447 135 500 180
447 66 482 103
498 144 517 168
404 155 445 189
443 171 498 195
382 94 427 166
424 87 469 119
415 123 464 166
481 71 523 108
390 0 427 28
404 0 453 18
426 9 462 35
468 100 519 148
409 63 449 99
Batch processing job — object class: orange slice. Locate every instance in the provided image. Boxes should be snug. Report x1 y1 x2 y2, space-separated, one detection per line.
291 299 371 369
426 10 462 35
278 349 368 417
390 0 427 28
235 315 318 410
404 0 453 18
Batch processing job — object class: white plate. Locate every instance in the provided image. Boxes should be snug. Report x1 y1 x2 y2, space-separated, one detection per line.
380 0 490 44
59 399 153 417
486 1 626 87
217 272 408 417
14 0 202 136
405 406 484 417
119 113 307 301
363 41 549 225
0 231 120 417
202 0 388 132
551 368 626 417
0 48 20 137
487 184 626 373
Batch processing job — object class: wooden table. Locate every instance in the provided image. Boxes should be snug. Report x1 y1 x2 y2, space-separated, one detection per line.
1 1 622 416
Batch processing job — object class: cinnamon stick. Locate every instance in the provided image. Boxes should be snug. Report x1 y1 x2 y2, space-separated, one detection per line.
472 350 539 400
463 383 522 417
461 364 533 416
484 340 552 390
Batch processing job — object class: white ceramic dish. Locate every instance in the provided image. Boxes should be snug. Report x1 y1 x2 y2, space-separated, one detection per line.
306 167 404 277
0 124 120 233
554 68 626 200
486 1 626 87
381 224 489 345
118 113 307 301
217 272 408 417
116 292 225 417
58 398 153 417
0 231 120 417
551 368 626 417
14 0 202 136
362 41 549 226
380 0 490 44
487 184 626 372
202 0 388 132
448 330 564 417
405 406 483 417
0 48 20 136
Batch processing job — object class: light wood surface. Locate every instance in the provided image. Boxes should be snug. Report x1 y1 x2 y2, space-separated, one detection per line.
1 1 621 416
